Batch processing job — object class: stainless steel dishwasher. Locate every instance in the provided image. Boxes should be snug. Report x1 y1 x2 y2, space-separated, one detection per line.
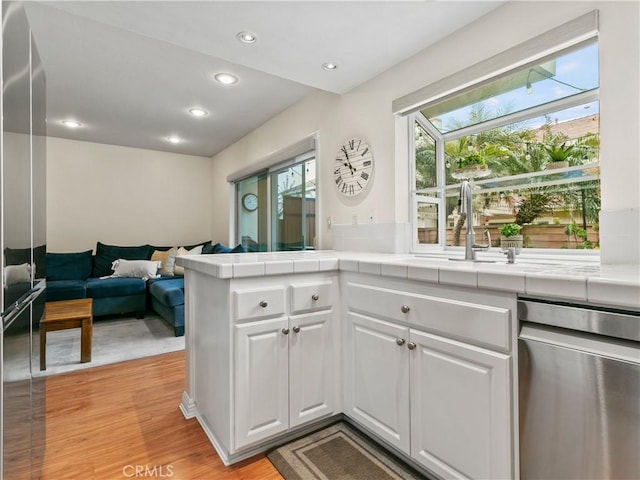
518 298 640 480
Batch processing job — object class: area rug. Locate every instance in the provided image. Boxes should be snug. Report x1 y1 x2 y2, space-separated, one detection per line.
3 314 184 381
267 422 425 480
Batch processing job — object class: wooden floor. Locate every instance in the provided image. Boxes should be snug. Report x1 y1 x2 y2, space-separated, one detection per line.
38 351 283 480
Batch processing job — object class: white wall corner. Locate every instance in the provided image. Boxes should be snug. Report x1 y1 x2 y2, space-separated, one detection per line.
332 223 411 253
599 208 640 265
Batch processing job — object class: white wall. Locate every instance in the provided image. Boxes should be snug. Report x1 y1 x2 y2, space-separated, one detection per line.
210 1 639 262
47 137 212 252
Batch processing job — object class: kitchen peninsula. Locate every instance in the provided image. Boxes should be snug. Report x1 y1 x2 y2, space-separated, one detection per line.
176 251 639 479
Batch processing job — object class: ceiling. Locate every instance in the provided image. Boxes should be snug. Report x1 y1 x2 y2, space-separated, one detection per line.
23 1 505 158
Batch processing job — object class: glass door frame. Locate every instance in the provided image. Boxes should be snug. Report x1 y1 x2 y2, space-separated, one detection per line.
234 149 317 252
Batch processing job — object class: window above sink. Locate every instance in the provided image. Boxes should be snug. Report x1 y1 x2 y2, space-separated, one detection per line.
399 12 601 258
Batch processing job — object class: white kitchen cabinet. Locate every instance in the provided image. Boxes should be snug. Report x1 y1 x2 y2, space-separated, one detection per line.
409 329 511 479
234 310 335 449
289 311 334 428
234 316 289 449
184 272 339 465
345 312 410 452
343 273 515 479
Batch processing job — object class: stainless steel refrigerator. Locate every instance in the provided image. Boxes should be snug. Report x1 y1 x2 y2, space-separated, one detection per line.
1 2 47 478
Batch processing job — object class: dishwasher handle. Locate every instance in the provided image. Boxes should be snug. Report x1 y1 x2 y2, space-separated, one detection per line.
518 299 640 342
520 322 640 365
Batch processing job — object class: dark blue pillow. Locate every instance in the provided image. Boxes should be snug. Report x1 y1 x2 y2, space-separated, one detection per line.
212 243 233 254
211 243 245 254
92 242 153 277
202 243 216 255
231 244 245 253
46 251 93 281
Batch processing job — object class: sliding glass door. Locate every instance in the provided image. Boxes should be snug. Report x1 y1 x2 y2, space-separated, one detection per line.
237 173 268 252
271 157 316 250
236 153 316 251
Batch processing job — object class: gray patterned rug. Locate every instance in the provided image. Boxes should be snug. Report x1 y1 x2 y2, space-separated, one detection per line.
3 314 184 381
267 422 426 480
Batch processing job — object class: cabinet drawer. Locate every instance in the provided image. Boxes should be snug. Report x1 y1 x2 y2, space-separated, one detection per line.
290 281 333 314
347 283 511 351
234 286 285 321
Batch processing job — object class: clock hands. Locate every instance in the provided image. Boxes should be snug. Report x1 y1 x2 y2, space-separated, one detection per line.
335 138 372 197
341 146 356 175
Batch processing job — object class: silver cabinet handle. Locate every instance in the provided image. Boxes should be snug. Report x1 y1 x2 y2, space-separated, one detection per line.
260 301 268 308
292 325 301 333
312 294 319 301
396 338 406 346
282 328 290 335
407 342 416 350
401 305 410 314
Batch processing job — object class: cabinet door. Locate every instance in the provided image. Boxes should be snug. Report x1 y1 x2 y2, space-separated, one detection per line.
345 312 410 453
409 329 512 479
289 311 333 428
234 317 289 450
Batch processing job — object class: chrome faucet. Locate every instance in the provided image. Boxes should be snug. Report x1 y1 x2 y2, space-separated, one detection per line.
459 180 491 261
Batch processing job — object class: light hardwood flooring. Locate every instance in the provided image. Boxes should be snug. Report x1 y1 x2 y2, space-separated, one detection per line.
38 351 283 480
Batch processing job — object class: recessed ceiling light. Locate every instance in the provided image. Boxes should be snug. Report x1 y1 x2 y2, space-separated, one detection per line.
322 63 338 71
189 108 208 117
214 73 238 85
237 31 257 44
167 136 182 144
61 120 82 128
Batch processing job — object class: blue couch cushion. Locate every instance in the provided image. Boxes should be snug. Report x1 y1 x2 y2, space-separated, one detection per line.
149 278 184 307
46 279 87 302
86 277 146 298
92 242 153 277
46 250 93 281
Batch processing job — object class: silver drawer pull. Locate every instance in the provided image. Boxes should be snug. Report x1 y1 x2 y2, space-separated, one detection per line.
259 301 268 308
407 342 417 350
312 294 319 301
292 325 301 333
396 338 406 346
282 328 290 335
401 305 410 314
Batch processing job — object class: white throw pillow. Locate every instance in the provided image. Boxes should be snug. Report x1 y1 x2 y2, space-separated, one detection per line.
110 259 160 280
173 245 203 276
3 263 31 285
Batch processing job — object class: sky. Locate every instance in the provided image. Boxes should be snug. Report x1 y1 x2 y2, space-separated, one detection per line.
436 43 599 133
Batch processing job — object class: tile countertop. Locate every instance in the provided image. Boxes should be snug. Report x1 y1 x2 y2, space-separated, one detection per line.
176 250 640 310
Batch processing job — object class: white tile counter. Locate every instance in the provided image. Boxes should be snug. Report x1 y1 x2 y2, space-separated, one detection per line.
177 251 640 309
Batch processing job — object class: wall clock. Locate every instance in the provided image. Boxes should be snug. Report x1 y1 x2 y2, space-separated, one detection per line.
334 138 374 197
242 193 258 212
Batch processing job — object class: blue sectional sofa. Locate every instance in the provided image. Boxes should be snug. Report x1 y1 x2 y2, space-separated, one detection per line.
46 245 149 319
148 277 185 336
44 241 245 337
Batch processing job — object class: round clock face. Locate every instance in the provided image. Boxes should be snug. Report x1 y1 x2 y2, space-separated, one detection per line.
242 193 258 212
334 138 373 197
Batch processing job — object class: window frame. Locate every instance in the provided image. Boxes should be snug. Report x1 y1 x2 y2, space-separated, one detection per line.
408 41 600 256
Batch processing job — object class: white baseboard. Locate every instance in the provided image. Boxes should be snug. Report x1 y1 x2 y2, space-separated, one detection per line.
179 391 197 419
